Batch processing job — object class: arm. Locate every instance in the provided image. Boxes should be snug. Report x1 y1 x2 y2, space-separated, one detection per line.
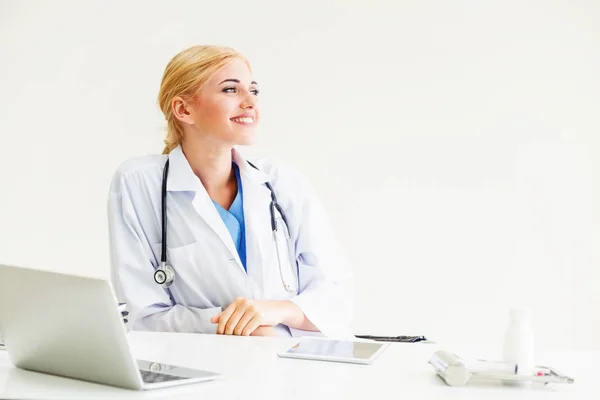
286 173 355 339
107 171 221 333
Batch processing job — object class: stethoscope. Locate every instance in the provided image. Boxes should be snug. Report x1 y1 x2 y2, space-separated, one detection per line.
153 158 299 293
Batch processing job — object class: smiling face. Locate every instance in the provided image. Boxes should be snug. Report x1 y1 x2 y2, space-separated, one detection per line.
172 57 260 148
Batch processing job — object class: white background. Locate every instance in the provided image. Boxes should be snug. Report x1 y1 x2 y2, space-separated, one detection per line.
1 0 598 353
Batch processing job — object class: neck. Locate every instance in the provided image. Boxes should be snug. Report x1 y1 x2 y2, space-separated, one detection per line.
180 136 235 194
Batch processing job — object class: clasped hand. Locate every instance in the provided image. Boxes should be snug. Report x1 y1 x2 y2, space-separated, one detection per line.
210 298 292 337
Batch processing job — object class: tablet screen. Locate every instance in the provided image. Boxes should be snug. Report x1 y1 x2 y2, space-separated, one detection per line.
280 338 387 363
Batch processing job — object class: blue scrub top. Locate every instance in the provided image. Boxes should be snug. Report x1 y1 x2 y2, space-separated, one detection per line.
212 163 247 271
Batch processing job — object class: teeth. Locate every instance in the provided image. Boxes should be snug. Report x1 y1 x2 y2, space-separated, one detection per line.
231 117 254 124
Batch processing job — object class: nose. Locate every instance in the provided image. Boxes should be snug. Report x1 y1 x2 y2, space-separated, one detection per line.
240 90 257 109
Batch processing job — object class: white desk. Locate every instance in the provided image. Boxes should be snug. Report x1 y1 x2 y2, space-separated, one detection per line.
0 332 594 399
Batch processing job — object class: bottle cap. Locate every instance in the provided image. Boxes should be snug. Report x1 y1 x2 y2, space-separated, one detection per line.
509 307 532 318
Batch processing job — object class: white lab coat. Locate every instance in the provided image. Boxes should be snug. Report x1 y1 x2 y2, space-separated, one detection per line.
107 145 354 339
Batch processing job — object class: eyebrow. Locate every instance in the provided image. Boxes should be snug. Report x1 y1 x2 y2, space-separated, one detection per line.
219 79 258 85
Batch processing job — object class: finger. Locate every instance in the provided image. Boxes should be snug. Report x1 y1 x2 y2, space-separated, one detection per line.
224 304 248 335
210 312 222 324
233 309 256 336
242 314 262 336
217 304 237 334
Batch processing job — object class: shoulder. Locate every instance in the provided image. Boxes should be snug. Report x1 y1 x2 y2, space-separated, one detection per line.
108 153 167 195
249 156 309 188
246 156 317 208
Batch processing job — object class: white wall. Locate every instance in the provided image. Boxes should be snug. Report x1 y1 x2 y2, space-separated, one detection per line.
1 0 599 352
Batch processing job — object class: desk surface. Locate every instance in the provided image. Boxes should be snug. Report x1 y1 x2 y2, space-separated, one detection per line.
0 332 594 399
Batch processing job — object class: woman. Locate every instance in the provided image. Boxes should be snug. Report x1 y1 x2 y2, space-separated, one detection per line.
108 45 354 338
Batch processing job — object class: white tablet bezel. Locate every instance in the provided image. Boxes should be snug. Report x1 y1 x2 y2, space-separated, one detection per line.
277 337 390 365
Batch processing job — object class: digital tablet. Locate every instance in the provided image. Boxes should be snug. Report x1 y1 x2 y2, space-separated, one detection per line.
277 337 389 365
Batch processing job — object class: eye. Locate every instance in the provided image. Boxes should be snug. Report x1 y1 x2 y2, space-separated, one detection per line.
222 86 259 96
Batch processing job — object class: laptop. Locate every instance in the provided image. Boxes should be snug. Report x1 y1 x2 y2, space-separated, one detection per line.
0 264 222 390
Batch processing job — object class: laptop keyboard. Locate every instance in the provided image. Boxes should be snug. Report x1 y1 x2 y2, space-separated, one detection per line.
140 369 187 384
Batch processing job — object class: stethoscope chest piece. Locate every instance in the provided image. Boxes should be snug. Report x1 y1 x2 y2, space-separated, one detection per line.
154 263 175 288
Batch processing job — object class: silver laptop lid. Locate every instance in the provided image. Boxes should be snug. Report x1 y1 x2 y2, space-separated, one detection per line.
0 264 143 390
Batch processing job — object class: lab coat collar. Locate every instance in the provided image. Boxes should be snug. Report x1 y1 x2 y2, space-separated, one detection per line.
232 147 273 185
165 145 202 192
166 145 273 192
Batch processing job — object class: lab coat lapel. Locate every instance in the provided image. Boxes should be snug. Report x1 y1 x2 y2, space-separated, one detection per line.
241 174 273 297
191 190 244 271
167 145 244 273
234 149 274 298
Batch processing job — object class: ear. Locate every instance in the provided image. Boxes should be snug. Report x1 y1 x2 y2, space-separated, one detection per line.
171 96 195 125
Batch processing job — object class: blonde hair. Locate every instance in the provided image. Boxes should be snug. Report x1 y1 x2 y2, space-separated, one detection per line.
157 45 251 154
